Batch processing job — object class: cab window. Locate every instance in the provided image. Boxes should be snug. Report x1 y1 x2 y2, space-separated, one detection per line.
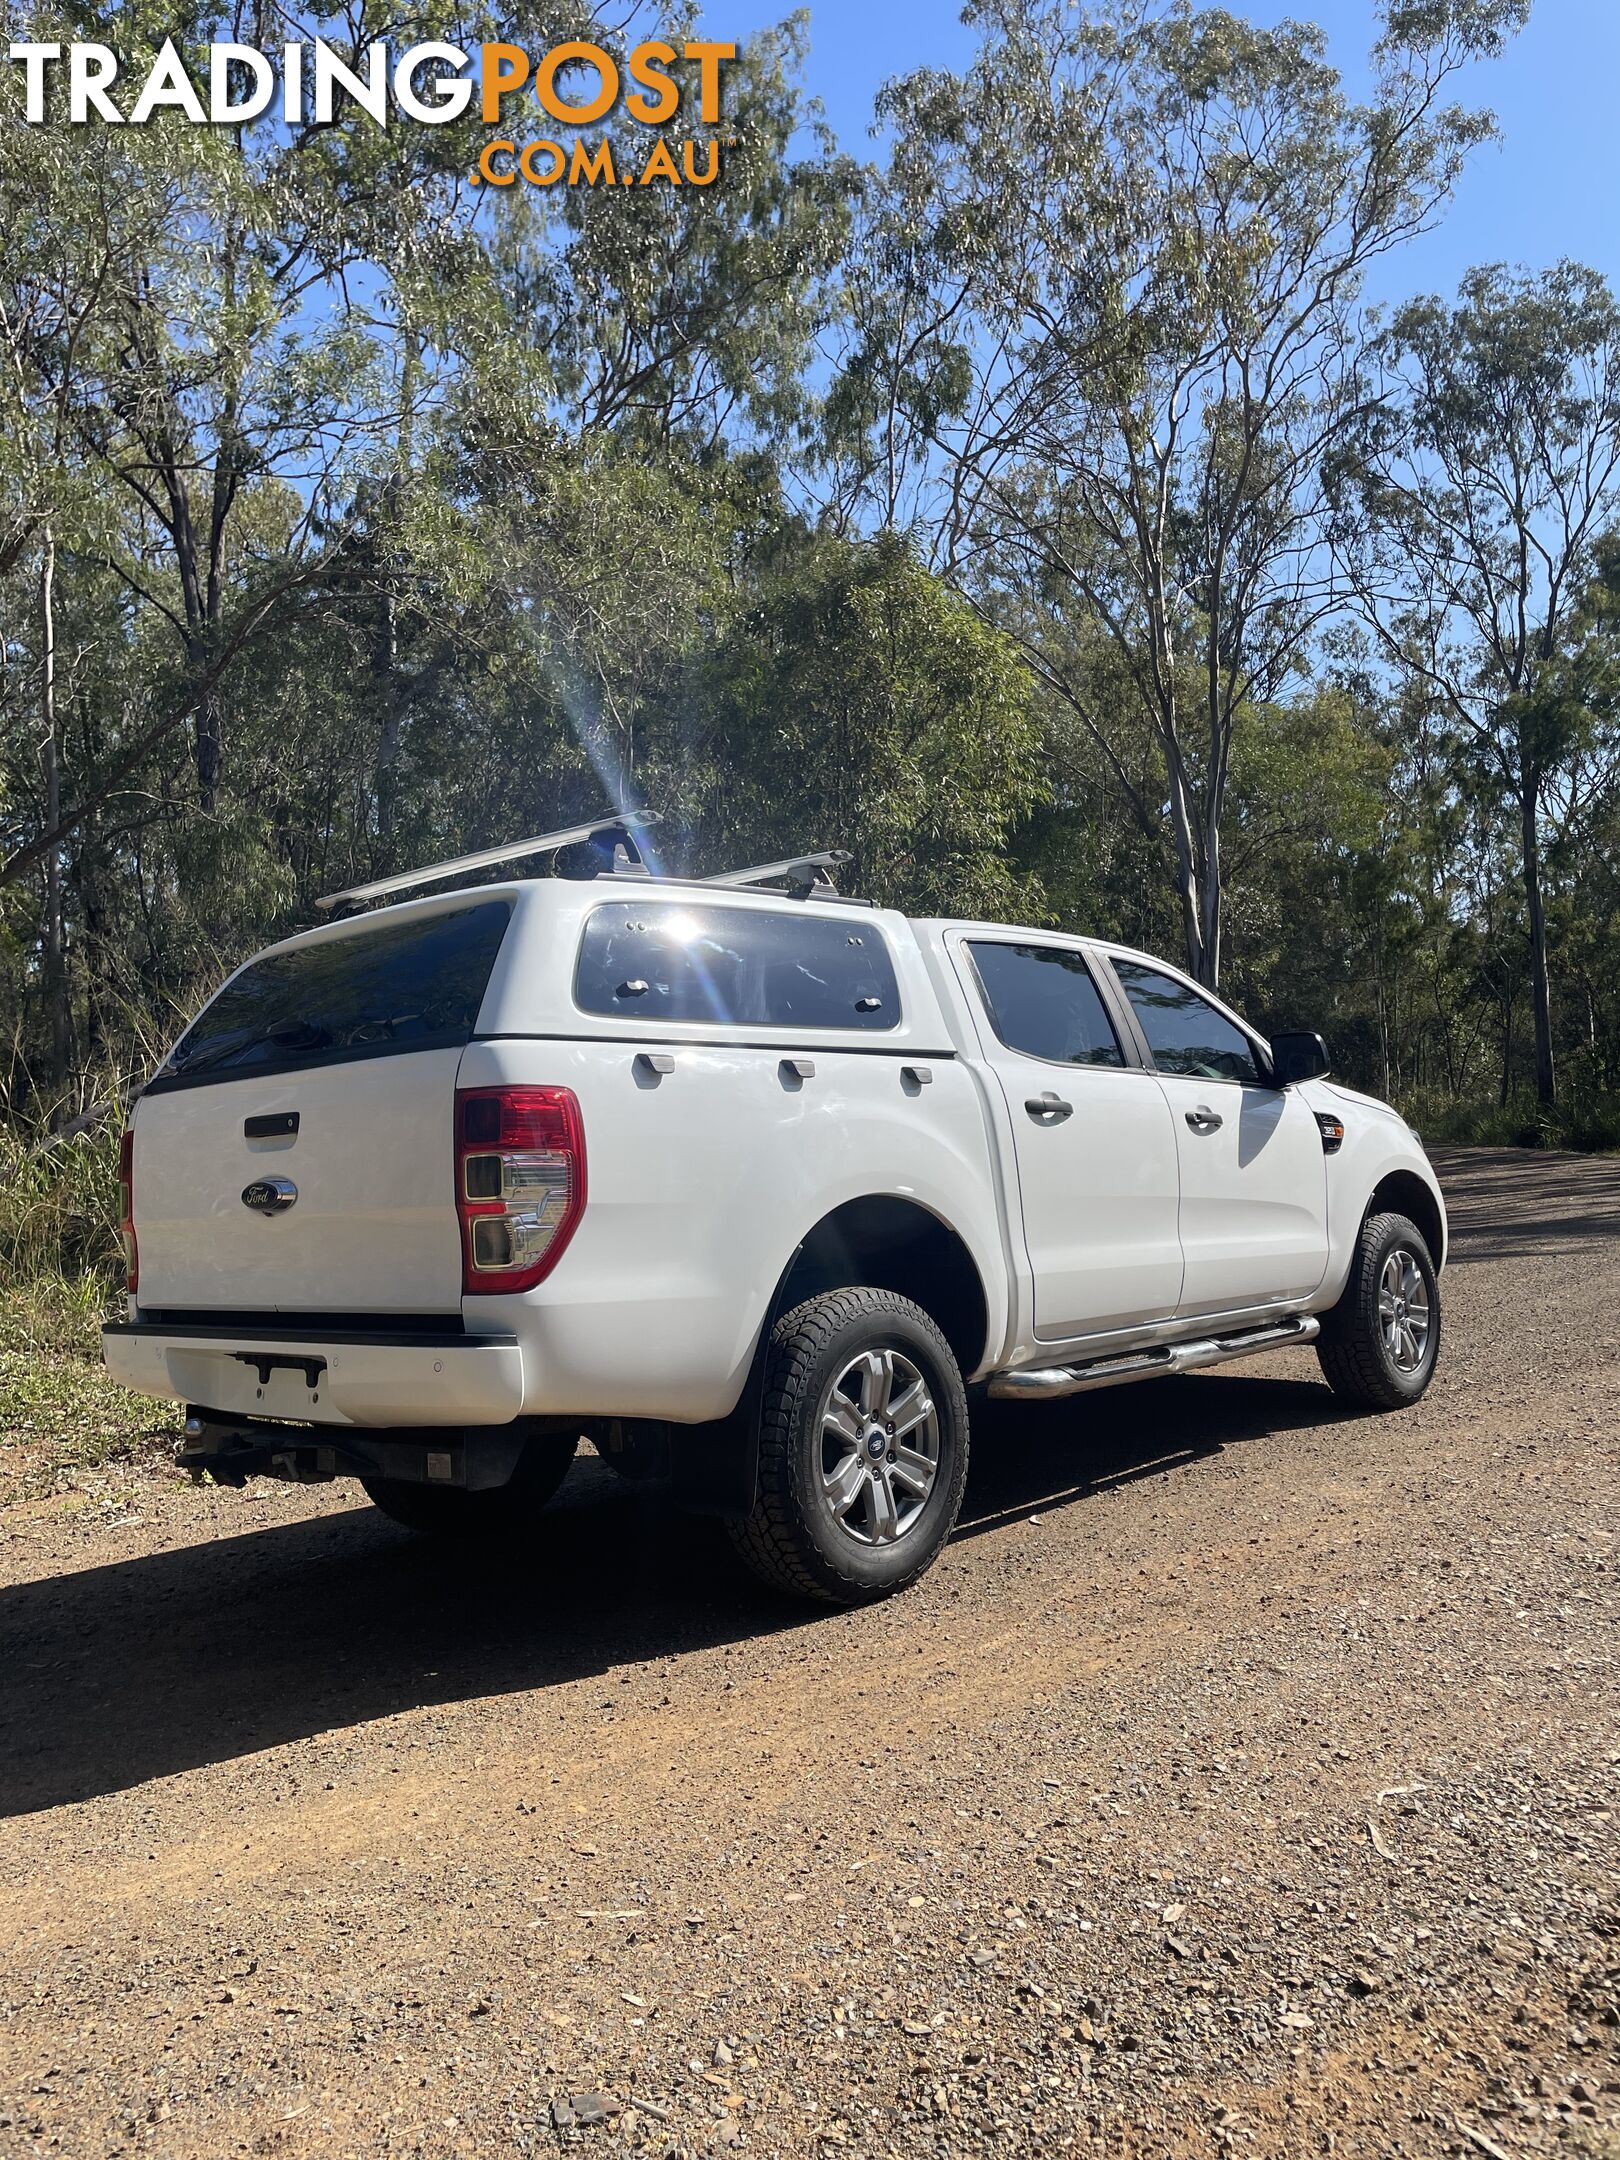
968 942 1124 1067
1112 959 1260 1083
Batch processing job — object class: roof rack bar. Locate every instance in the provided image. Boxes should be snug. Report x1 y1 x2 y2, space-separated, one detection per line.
314 813 660 914
704 849 852 895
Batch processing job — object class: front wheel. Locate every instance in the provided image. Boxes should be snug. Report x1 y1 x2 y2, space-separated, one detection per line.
361 1428 578 1538
1316 1211 1441 1410
728 1287 970 1605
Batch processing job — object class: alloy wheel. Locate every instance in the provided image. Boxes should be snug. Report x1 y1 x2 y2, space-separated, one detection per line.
817 1346 940 1547
1378 1248 1432 1372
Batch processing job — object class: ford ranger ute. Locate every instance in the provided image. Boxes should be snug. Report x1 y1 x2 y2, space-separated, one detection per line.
102 815 1446 1605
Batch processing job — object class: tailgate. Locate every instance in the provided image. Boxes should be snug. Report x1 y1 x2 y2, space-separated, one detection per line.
129 896 513 1316
131 1049 466 1314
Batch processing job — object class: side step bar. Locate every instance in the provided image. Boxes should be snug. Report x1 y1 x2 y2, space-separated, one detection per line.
987 1314 1320 1402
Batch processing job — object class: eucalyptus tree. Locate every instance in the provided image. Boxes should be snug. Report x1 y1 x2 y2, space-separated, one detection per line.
0 5 854 868
0 102 176 1084
834 0 1528 988
1332 264 1620 1106
0 6 473 887
518 17 856 452
671 530 1047 916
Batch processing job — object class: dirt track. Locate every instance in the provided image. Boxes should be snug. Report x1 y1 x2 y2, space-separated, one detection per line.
1 1148 1616 2159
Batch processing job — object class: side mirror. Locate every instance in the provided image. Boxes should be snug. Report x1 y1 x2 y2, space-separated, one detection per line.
1269 1029 1331 1086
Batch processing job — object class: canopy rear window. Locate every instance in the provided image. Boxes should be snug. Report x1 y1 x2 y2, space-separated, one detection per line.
147 900 512 1092
576 903 900 1031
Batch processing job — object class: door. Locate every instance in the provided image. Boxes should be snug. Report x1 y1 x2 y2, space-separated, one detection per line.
1109 957 1329 1317
957 938 1183 1342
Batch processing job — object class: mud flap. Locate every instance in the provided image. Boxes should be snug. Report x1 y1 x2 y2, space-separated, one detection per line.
670 1400 758 1518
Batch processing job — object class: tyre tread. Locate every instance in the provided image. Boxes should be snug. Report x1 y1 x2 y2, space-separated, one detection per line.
728 1287 967 1604
1316 1210 1439 1411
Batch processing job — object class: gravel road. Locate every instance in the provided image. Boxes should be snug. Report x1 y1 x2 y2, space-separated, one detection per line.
1 1148 1616 2160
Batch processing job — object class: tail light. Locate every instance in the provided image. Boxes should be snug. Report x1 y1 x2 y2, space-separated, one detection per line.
456 1086 586 1295
118 1128 139 1292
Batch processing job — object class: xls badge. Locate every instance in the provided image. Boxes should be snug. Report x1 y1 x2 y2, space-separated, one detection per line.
242 1177 298 1216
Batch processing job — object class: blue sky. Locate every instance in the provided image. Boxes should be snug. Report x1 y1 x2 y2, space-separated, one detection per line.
728 0 1619 310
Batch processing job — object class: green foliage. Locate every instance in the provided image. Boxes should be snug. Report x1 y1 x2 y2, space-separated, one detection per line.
673 533 1047 914
1404 1082 1620 1154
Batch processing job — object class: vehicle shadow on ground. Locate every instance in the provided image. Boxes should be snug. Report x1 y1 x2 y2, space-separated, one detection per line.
959 1371 1358 1540
1 1370 1353 1818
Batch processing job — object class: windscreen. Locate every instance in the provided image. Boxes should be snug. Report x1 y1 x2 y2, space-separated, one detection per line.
146 900 512 1092
576 902 901 1030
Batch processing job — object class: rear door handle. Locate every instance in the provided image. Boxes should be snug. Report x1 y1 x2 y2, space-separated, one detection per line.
1185 1104 1223 1132
1025 1092 1073 1122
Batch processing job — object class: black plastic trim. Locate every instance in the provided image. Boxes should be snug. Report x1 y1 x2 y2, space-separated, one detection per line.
107 1320 512 1350
132 1307 466 1337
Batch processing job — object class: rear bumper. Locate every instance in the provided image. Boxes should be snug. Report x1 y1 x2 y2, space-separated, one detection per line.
101 1321 525 1429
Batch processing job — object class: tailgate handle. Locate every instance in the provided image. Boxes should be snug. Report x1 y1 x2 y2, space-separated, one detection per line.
244 1112 299 1139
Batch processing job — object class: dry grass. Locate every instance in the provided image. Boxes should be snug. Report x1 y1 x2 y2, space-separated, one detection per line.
0 1114 179 1498
0 1285 181 1505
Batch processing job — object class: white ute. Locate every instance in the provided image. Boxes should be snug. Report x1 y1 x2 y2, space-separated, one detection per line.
103 817 1447 1604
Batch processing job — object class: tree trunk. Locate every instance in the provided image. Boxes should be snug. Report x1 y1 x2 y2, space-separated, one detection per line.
1197 803 1222 990
375 332 420 841
1520 777 1556 1108
1498 994 1513 1107
1164 752 1205 983
195 682 223 811
374 580 401 839
1374 930 1390 1100
39 525 72 1093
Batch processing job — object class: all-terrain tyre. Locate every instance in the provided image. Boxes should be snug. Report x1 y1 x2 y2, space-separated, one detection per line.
362 1429 578 1538
728 1287 970 1605
1316 1211 1441 1410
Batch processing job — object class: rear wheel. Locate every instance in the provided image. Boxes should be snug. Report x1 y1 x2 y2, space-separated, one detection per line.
1316 1211 1441 1410
729 1287 969 1605
362 1429 577 1538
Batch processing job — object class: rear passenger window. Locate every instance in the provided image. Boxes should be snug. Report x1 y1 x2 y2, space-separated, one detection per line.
576 904 900 1030
1112 959 1260 1083
968 942 1124 1067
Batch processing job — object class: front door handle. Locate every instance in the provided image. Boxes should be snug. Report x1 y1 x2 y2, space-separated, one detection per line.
1185 1104 1223 1132
1025 1092 1073 1122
